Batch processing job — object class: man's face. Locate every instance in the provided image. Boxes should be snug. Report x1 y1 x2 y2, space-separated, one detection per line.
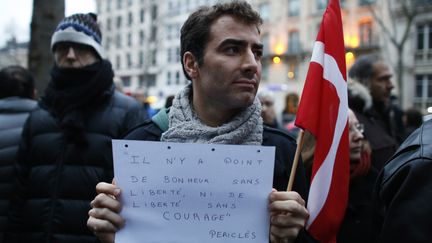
369 61 394 104
259 95 276 125
191 15 262 112
54 42 99 68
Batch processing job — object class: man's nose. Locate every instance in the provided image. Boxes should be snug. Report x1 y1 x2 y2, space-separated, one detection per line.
66 47 77 59
242 49 259 74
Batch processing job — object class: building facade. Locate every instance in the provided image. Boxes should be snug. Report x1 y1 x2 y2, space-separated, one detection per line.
95 0 432 113
0 38 28 69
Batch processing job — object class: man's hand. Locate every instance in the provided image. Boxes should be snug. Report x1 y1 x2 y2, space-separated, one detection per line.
269 190 309 243
87 182 125 243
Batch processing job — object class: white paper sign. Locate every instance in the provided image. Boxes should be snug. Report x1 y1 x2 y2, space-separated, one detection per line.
112 140 275 243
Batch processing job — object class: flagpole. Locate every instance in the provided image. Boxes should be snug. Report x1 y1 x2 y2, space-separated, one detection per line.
287 129 305 191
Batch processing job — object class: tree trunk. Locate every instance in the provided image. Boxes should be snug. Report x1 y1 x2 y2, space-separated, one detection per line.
28 0 64 98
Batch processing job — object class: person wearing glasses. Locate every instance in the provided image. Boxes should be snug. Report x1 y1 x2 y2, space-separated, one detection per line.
337 109 379 243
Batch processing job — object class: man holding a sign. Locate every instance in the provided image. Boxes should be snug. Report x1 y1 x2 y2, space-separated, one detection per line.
88 1 312 242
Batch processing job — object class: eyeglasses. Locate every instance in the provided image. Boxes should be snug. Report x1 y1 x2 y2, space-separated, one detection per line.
349 123 364 134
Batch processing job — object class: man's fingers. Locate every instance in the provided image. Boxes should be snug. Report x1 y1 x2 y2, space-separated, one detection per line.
96 182 121 197
269 200 309 218
91 193 122 213
269 191 305 206
88 208 125 229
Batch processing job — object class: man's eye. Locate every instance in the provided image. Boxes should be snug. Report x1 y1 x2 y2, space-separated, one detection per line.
226 46 239 54
254 50 263 58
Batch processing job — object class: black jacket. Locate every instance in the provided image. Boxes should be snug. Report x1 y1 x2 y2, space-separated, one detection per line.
6 91 146 243
123 119 317 243
0 97 37 241
372 119 432 243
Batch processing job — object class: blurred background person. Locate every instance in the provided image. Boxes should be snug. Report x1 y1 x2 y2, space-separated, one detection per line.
402 107 423 139
337 109 376 243
257 91 281 129
348 54 404 171
281 92 299 125
132 90 158 118
164 94 175 109
6 13 146 243
281 92 300 137
0 65 37 242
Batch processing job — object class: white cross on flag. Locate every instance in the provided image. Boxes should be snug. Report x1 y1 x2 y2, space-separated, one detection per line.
294 0 349 242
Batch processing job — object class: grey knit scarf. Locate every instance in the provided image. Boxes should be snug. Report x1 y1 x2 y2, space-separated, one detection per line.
161 85 263 145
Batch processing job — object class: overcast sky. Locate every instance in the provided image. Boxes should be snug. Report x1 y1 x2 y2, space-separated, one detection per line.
0 0 96 47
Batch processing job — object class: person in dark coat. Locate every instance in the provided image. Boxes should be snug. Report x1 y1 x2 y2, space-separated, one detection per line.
87 2 315 243
372 118 432 243
257 91 282 129
0 65 37 242
348 54 404 171
6 13 147 243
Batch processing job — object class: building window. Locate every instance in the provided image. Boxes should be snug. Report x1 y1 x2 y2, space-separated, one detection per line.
107 18 112 31
128 12 133 26
176 47 180 63
288 31 300 54
167 48 172 63
288 0 299 17
140 9 145 23
117 0 122 9
175 71 180 84
128 0 132 6
146 74 156 87
167 72 172 85
138 75 145 88
316 0 327 10
262 65 269 82
116 55 121 69
340 0 346 8
126 53 132 68
151 5 158 21
151 50 157 66
414 74 432 110
122 76 131 87
127 33 132 47
259 3 270 21
105 36 111 50
359 0 375 6
150 26 157 42
115 34 121 48
139 30 145 45
359 20 373 47
416 23 432 62
262 33 270 56
116 16 122 29
139 51 144 67
107 0 112 11
166 25 173 40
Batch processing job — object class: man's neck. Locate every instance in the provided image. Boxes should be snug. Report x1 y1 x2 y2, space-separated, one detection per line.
193 103 240 127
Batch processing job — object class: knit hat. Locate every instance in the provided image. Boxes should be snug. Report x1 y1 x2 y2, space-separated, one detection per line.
51 13 105 59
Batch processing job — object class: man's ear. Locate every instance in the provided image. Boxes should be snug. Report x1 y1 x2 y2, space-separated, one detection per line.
183 52 199 80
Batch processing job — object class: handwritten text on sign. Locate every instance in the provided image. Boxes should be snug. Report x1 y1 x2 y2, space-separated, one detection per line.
112 140 275 243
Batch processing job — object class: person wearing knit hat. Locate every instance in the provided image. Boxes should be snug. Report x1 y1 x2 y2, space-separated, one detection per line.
5 13 148 243
51 12 105 60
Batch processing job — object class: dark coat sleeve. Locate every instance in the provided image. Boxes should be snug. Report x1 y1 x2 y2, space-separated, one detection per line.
372 157 432 243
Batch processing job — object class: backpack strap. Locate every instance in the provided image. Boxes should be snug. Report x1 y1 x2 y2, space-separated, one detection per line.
151 108 169 132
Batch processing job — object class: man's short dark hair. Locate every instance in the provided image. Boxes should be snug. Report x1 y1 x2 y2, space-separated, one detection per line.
180 0 262 80
348 53 383 85
0 65 35 99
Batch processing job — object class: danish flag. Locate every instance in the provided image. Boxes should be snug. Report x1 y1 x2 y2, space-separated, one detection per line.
294 0 349 242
